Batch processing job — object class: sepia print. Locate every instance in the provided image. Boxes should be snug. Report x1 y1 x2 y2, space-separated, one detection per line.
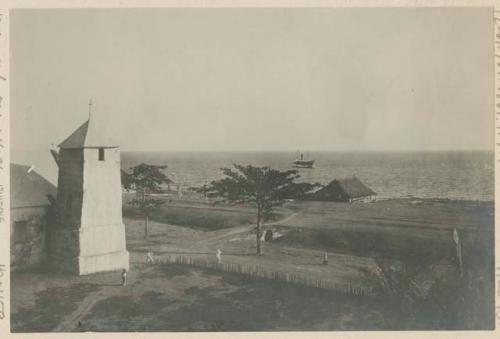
3 4 497 334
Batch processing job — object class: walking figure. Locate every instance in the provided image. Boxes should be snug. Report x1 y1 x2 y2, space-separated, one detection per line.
216 249 222 264
453 228 463 277
323 251 329 265
146 251 155 264
121 268 127 286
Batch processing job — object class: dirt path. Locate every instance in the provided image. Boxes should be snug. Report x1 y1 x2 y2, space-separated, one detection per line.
191 212 299 248
123 210 379 294
53 288 110 332
193 225 254 246
265 212 299 226
53 271 141 332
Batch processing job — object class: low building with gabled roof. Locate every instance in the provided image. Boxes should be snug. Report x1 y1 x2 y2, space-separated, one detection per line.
10 163 56 270
307 176 377 202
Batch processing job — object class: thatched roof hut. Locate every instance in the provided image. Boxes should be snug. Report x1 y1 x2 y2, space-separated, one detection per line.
308 176 376 202
11 163 56 208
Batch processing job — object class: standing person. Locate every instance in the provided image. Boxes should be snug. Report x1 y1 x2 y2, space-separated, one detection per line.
216 249 222 264
177 183 183 199
121 268 127 286
453 228 463 277
146 250 155 264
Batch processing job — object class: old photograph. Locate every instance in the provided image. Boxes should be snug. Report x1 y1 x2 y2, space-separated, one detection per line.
7 6 495 332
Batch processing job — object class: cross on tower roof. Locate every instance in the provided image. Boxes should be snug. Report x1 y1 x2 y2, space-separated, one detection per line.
57 100 117 149
88 99 93 119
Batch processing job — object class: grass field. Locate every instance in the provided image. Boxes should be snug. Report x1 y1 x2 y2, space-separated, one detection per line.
12 261 491 331
11 264 468 332
78 264 400 331
123 197 287 231
11 196 495 331
274 198 493 263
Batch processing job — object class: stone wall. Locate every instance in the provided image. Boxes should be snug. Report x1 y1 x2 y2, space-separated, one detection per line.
49 148 84 273
56 148 84 229
10 207 50 271
47 223 80 273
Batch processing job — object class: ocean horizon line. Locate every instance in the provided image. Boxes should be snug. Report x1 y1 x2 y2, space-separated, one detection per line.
120 149 494 154
12 147 494 154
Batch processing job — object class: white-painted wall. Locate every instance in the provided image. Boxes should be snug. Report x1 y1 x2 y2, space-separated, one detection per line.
52 146 129 275
81 148 123 228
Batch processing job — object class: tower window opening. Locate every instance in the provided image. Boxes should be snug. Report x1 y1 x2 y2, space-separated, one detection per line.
98 148 105 161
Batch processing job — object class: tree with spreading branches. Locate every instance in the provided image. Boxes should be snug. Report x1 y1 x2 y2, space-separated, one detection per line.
122 163 171 238
209 164 318 255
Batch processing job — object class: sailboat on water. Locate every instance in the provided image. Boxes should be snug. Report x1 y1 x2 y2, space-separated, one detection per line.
293 151 315 168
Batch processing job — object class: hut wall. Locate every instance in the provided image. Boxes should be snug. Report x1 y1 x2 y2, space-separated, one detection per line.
10 206 49 270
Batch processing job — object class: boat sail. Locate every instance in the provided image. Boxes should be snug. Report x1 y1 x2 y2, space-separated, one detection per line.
293 152 315 168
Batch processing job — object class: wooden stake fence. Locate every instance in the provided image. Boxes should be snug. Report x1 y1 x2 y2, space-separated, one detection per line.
149 255 372 297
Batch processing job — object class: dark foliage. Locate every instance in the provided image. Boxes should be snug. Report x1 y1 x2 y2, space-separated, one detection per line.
209 164 319 255
122 163 171 237
122 163 171 193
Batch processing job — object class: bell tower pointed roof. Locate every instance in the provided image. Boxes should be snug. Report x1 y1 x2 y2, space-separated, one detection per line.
58 116 118 149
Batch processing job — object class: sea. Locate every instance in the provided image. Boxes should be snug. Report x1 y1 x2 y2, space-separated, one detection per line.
122 151 494 202
13 150 494 202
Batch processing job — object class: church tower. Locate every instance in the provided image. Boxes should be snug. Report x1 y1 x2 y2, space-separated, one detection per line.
49 114 129 275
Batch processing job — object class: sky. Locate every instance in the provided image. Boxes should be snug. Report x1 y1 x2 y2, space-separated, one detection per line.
11 7 493 153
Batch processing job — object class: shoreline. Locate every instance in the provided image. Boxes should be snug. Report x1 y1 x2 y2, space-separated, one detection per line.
124 190 495 206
